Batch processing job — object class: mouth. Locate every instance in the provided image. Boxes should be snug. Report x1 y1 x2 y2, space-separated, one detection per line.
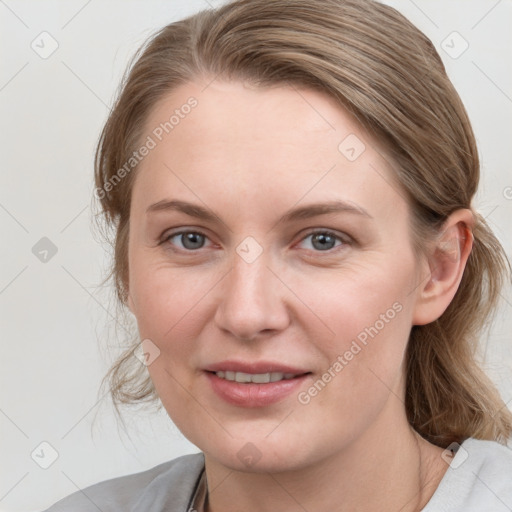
203 361 312 407
212 370 301 383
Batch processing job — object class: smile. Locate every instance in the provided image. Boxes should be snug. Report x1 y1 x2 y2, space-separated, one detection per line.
205 370 312 407
214 371 298 383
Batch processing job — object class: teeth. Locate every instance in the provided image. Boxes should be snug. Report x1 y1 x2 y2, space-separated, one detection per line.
235 372 253 383
252 372 271 383
215 371 298 383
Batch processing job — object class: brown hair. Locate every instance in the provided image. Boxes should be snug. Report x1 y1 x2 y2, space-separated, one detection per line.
95 0 512 446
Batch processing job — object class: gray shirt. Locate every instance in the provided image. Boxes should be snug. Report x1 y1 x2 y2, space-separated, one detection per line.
43 437 512 511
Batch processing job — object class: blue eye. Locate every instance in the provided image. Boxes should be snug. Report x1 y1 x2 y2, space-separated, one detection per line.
161 229 348 254
299 231 344 251
165 231 210 250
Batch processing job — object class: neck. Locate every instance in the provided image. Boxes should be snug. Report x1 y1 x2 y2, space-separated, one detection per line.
203 401 448 512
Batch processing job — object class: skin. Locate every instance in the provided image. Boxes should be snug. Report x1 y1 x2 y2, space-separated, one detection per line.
127 80 474 511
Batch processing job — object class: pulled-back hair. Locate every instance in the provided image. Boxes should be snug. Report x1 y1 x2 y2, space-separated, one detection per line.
95 0 512 447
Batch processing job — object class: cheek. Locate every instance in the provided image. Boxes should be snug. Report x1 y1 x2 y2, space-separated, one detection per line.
302 257 412 346
130 248 203 324
299 257 414 396
128 261 218 425
128 255 224 362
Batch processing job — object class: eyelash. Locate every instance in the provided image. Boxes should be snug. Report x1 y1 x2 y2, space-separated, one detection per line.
159 228 352 255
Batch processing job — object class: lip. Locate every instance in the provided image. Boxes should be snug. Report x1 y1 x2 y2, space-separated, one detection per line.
203 360 309 374
203 360 311 408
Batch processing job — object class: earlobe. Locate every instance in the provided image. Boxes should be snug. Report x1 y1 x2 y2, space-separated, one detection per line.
412 210 474 326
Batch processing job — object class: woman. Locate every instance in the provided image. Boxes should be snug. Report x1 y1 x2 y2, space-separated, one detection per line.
45 0 512 510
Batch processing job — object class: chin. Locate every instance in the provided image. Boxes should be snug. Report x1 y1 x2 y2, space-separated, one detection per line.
208 449 307 474
199 432 325 474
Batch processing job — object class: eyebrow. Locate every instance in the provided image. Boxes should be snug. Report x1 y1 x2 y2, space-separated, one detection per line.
145 199 373 223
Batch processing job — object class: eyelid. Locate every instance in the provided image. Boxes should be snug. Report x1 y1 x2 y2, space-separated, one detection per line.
299 227 352 243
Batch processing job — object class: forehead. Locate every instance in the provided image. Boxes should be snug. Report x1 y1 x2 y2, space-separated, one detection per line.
133 80 407 224
143 80 361 159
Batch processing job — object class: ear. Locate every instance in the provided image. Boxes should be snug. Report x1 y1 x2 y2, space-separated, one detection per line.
412 209 474 326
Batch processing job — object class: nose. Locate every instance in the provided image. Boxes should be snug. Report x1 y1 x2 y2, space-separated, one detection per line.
213 250 291 341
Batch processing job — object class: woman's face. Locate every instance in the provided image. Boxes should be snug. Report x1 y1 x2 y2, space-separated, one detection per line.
127 80 426 472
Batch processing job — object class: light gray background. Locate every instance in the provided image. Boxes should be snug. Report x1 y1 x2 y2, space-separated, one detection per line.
1 1 511 510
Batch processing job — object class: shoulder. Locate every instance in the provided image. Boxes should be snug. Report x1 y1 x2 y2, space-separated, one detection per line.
42 452 205 512
423 438 512 512
457 437 512 489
